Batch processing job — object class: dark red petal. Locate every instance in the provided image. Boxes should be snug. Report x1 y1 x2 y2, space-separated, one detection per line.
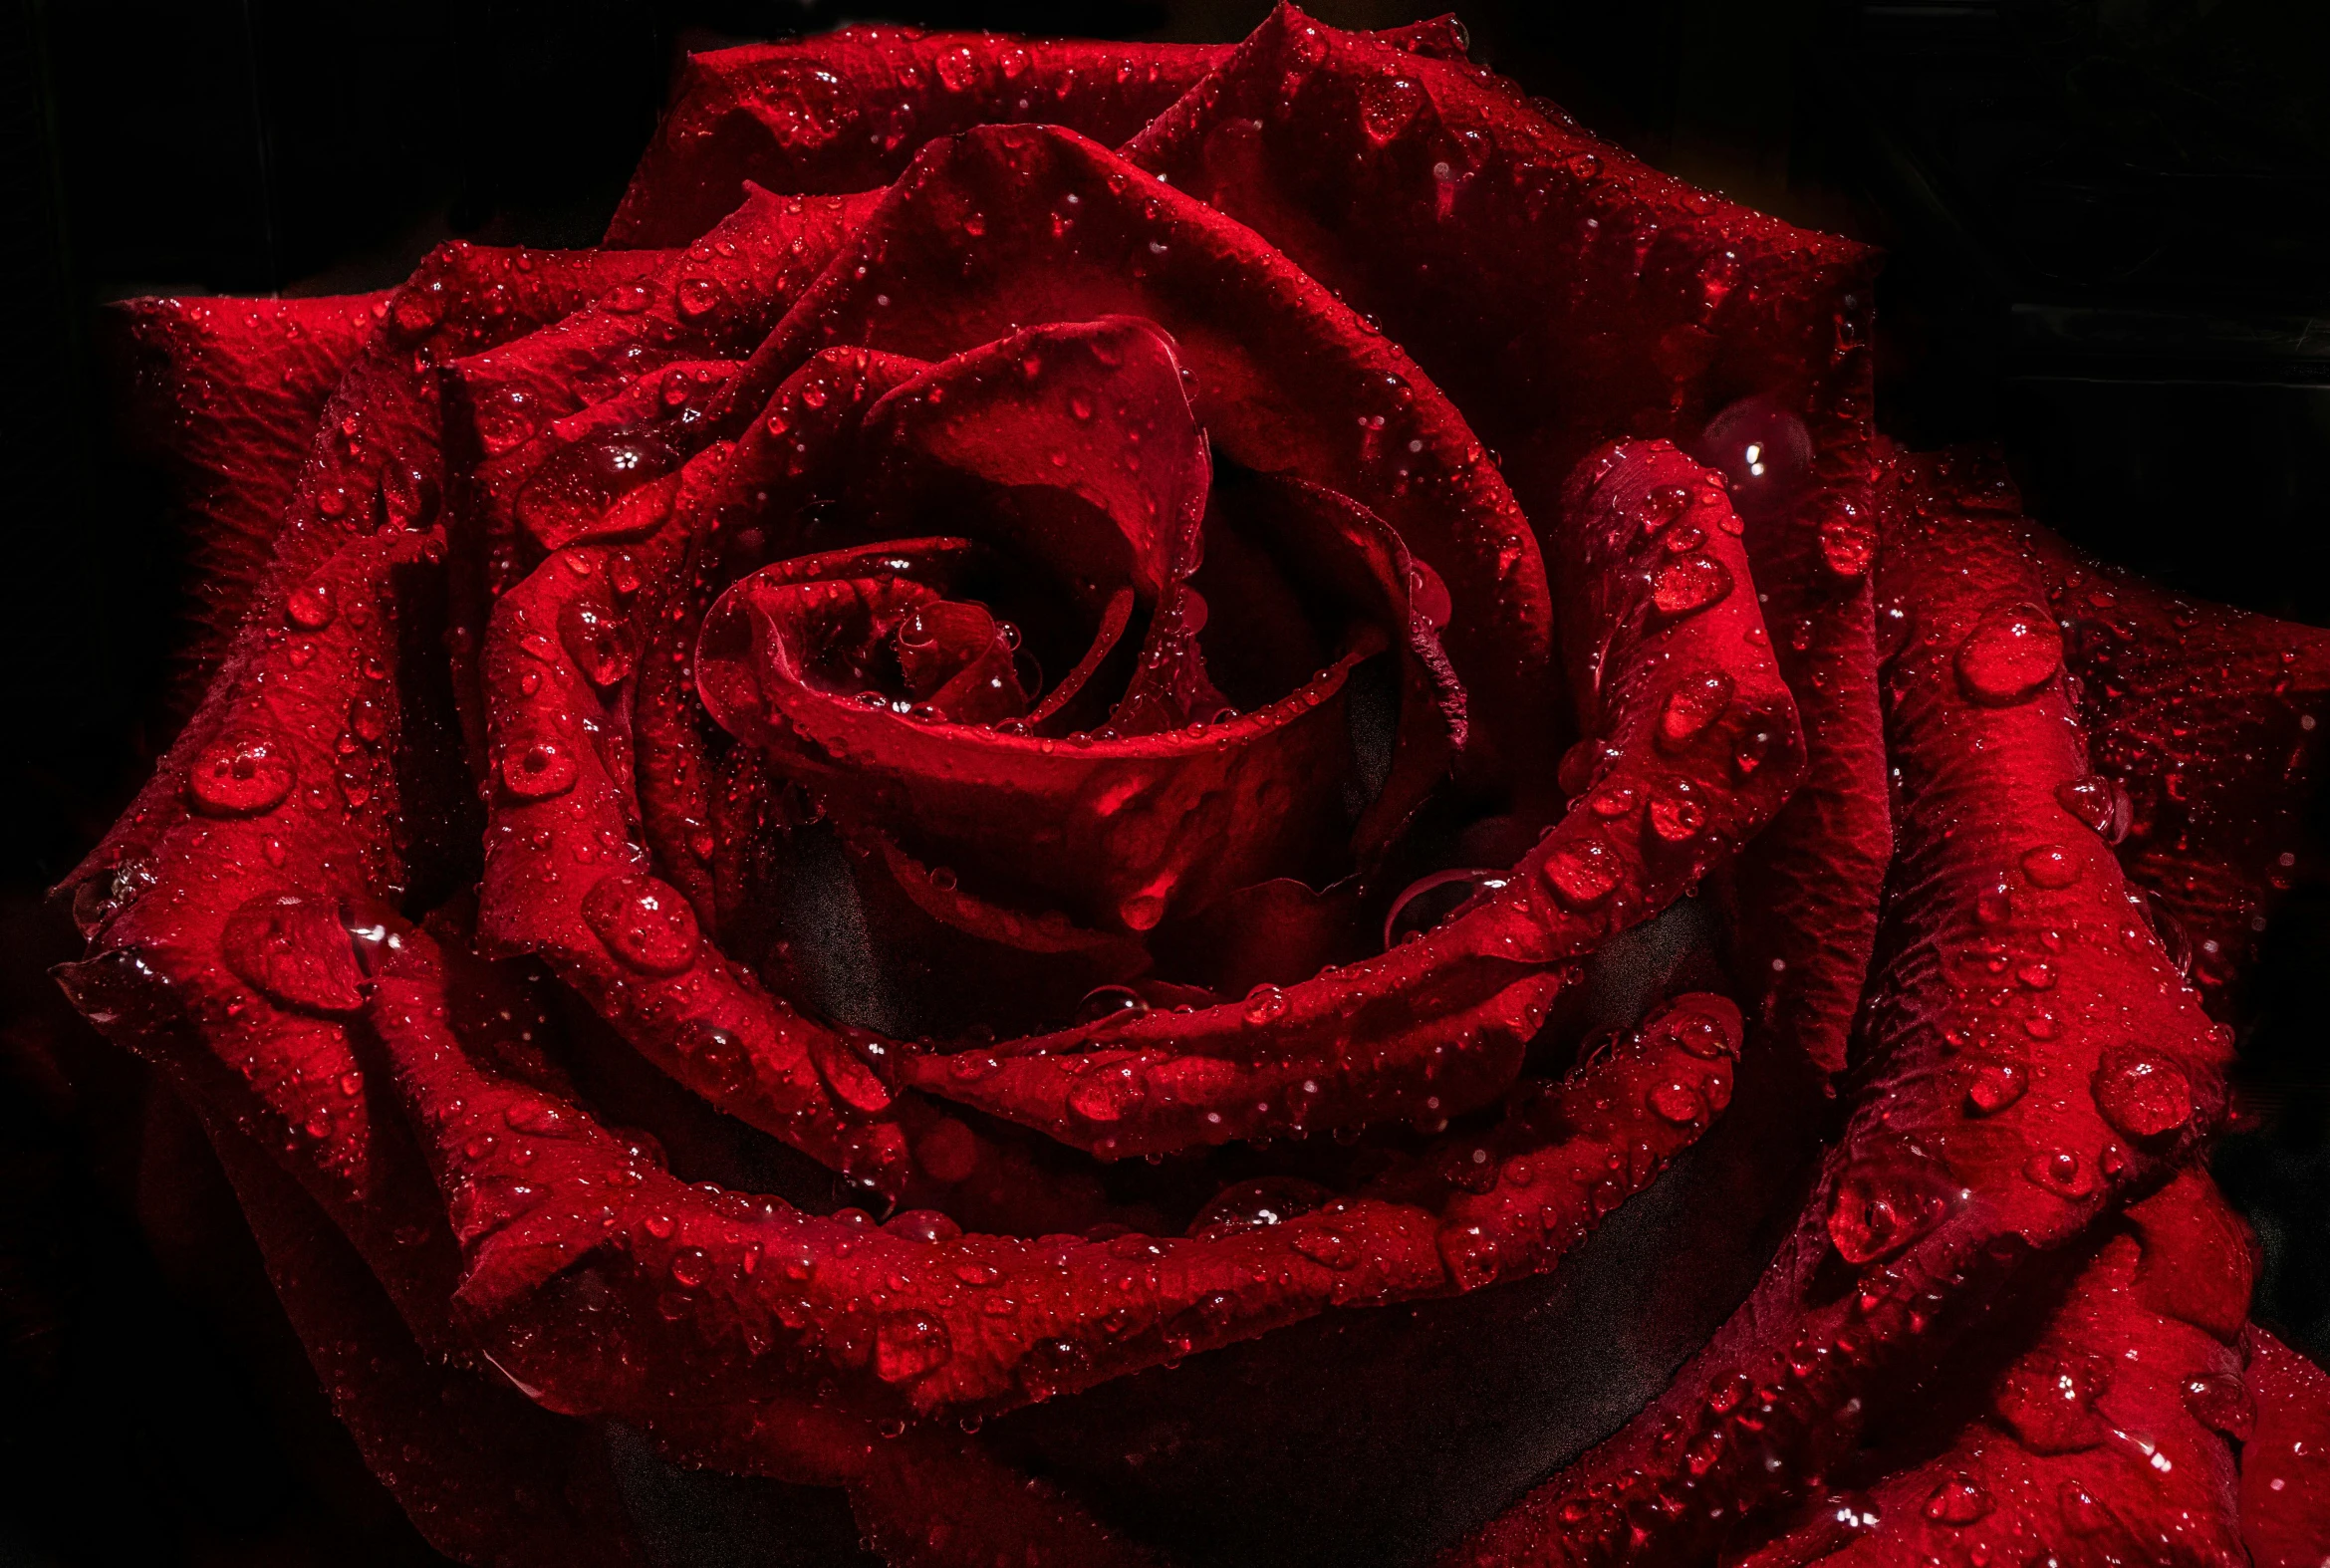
699 566 1356 938
850 317 1222 735
897 439 1800 1159
202 1111 644 1568
2013 485 2330 1017
104 291 389 696
1124 5 1877 559
607 34 1231 245
630 351 929 925
1733 1170 2246 1568
372 926 1730 1424
67 240 668 926
1443 453 2238 1568
724 121 1557 789
2240 1327 2330 1568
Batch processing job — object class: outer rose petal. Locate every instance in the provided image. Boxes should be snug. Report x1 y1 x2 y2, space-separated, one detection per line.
68 240 671 932
2016 485 2330 1016
1444 453 2236 1566
607 32 1233 245
1737 1170 2248 1568
105 291 389 695
2240 1327 2330 1568
200 1109 644 1568
370 923 1734 1424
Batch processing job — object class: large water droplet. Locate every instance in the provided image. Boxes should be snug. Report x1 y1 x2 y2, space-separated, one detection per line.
221 892 365 1014
1953 602 2063 706
1647 1080 1706 1125
1922 1473 1993 1525
2056 774 2133 844
1542 840 1619 911
1659 671 1735 748
1383 868 1505 948
1652 555 1733 618
560 598 635 688
188 735 297 816
874 1311 952 1383
500 737 580 800
2183 1372 2254 1439
581 872 700 975
1189 1176 1332 1238
1825 1165 1942 1263
808 1031 894 1116
2093 1050 2194 1141
2019 843 2082 890
1965 1061 2026 1115
1994 1349 2112 1452
1074 985 1149 1025
1691 395 1813 519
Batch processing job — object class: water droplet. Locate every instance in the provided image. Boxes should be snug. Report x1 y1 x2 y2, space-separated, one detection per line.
1383 868 1505 948
1242 984 1288 1024
1290 1227 1363 1270
1068 1072 1143 1124
581 872 700 975
1995 1349 2111 1452
1188 1176 1332 1238
221 892 365 1014
2056 774 2132 844
1825 1167 1942 1263
2023 1148 2094 1197
1965 1062 2026 1114
2183 1372 2254 1440
1074 985 1149 1025
501 737 579 800
1652 555 1733 618
1923 1474 1993 1525
188 735 297 816
286 581 336 630
2093 1050 2194 1141
807 1031 894 1116
1692 396 1813 518
1118 892 1166 931
673 275 722 318
1953 602 2063 706
884 1209 962 1244
1543 841 1619 911
2019 844 2082 890
1648 1081 1706 1125
561 598 635 688
874 1312 953 1383
1659 671 1735 748
667 1248 709 1289
1647 780 1707 843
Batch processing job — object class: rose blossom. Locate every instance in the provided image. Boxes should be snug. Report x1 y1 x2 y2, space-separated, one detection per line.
60 8 2330 1565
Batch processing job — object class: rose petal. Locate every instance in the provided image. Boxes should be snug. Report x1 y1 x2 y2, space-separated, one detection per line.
608 34 1232 244
371 926 1730 1426
723 122 1557 789
897 440 1800 1158
1730 1171 2246 1568
1445 448 2237 1567
104 291 389 696
2240 1327 2330 1568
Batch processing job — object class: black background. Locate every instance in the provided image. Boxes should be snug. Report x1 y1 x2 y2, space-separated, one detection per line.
1 1 2324 1563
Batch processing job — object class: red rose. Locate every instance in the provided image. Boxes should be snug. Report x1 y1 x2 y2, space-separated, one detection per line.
59 9 2330 1565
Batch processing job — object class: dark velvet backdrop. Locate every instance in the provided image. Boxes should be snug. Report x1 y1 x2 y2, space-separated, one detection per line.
1 1 2322 1563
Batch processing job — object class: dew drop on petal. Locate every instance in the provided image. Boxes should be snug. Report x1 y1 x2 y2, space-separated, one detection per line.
189 736 297 816
2093 1050 2194 1141
581 873 701 975
1952 601 2063 706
